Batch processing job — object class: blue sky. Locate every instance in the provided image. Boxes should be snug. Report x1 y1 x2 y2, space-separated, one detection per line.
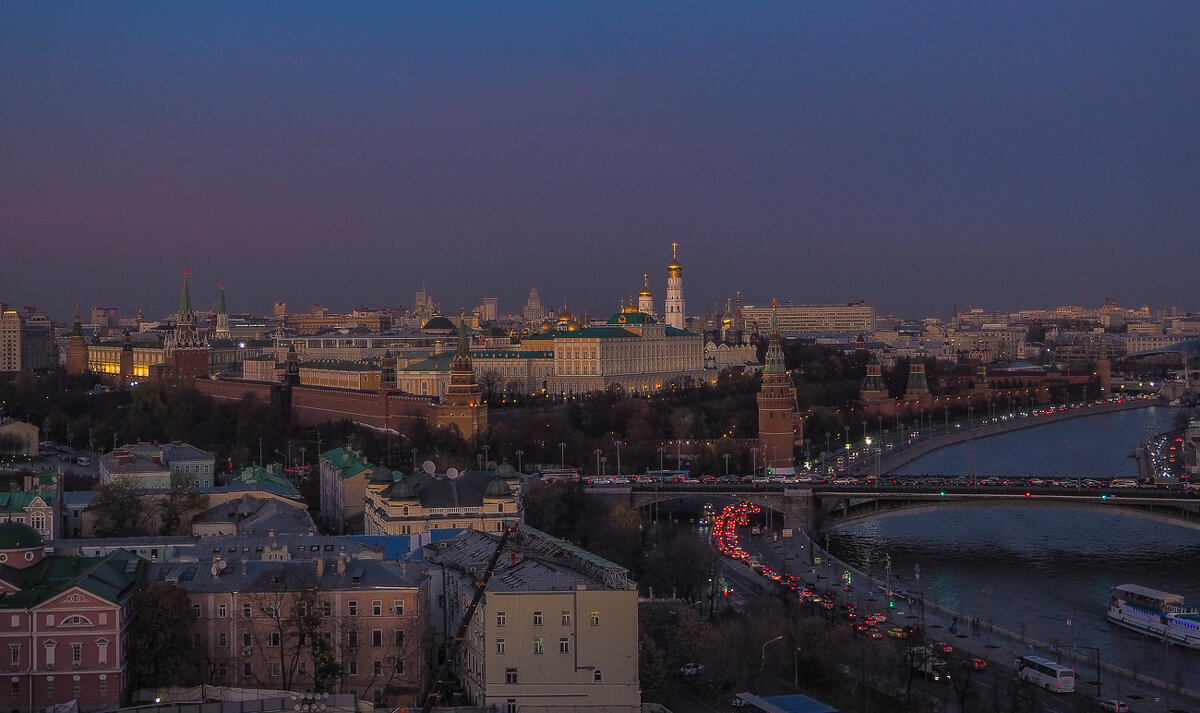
3 2 1198 322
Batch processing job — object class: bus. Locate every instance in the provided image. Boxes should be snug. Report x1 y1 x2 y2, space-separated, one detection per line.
1017 655 1074 693
645 469 691 482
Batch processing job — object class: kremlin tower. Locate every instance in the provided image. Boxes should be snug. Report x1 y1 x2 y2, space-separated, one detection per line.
757 302 800 475
169 270 211 383
664 243 686 330
215 283 230 340
434 312 488 439
65 306 89 376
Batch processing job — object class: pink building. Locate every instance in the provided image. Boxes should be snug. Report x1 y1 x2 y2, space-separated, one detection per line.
0 523 142 712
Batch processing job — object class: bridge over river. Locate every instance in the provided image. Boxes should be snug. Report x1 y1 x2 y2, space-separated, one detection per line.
589 480 1200 533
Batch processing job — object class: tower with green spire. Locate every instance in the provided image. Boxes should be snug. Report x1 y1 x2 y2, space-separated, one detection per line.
757 301 800 475
66 306 89 376
171 270 210 382
435 311 487 439
215 282 230 339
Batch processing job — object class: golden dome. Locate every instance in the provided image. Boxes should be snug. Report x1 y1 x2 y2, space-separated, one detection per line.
667 243 682 277
638 273 653 297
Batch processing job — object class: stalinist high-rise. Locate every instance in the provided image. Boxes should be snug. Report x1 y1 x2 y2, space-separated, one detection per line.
664 243 685 330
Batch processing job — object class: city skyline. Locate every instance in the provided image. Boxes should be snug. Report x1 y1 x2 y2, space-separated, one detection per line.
3 3 1199 321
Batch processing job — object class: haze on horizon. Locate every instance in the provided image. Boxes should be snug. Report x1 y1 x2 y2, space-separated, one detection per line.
2 2 1199 323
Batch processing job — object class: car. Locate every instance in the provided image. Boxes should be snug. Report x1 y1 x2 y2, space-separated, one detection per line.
866 628 883 639
886 627 908 639
1099 701 1130 713
963 657 987 671
678 662 704 677
931 642 954 654
732 697 750 708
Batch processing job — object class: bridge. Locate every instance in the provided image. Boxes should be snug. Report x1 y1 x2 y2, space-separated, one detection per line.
587 481 1200 533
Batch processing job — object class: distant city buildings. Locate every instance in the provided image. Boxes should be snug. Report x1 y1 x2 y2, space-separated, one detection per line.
0 305 56 372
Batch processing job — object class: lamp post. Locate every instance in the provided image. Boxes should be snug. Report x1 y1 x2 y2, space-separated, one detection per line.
600 456 607 477
657 446 666 474
559 442 566 470
761 635 783 669
482 444 490 468
594 448 602 476
613 440 621 478
515 449 523 474
411 448 418 473
1075 643 1102 696
724 453 731 476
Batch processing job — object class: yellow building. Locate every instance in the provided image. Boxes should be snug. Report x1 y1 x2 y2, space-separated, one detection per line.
363 467 518 536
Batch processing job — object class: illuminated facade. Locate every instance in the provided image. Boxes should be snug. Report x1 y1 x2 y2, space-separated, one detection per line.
741 301 876 336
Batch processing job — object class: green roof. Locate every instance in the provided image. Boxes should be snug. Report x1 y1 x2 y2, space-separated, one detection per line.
0 550 143 609
0 522 41 549
321 447 379 479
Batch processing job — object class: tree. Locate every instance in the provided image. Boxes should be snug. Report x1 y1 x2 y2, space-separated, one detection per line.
158 472 210 535
130 582 204 689
89 477 151 537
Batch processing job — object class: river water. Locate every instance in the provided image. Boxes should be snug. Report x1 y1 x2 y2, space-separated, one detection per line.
827 405 1200 685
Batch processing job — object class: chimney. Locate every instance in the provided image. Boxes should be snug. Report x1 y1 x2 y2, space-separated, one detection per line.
336 554 346 576
241 559 248 576
316 557 325 576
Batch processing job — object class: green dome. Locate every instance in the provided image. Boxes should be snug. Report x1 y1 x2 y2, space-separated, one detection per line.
0 522 43 550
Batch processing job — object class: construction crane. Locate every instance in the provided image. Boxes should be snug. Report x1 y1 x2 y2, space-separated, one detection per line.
419 523 517 713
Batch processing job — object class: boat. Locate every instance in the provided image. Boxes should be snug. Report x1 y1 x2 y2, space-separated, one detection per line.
1107 584 1200 649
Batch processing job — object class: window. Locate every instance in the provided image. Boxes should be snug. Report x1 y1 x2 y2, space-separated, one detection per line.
505 668 518 684
268 632 280 648
218 633 227 648
496 638 505 655
71 644 81 666
8 646 17 666
348 631 358 651
267 661 281 678
372 630 382 647
532 611 542 626
505 701 517 713
98 676 107 697
372 660 382 676
243 632 252 648
9 615 17 628
322 601 332 617
243 662 252 677
97 639 109 666
561 611 572 626
393 600 404 616
559 638 570 654
593 669 603 683
394 630 405 648
496 611 506 627
11 679 18 697
192 604 202 618
347 661 358 675
533 637 543 654
372 601 382 616
242 603 252 618
348 601 358 616
590 611 600 626
298 660 307 677
217 604 227 619
71 677 80 697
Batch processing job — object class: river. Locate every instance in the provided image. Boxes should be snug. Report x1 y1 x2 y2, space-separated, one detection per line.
827 405 1200 686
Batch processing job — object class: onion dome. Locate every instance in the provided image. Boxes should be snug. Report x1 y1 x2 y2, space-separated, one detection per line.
639 274 653 297
667 243 683 278
423 315 456 331
369 467 396 483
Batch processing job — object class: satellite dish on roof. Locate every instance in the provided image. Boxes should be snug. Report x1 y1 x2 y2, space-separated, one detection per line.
446 467 460 480
422 460 436 475
218 559 227 570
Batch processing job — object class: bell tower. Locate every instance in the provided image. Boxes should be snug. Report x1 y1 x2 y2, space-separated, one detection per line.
664 243 686 330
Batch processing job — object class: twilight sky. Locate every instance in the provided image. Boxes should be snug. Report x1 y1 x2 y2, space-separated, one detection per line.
3 2 1199 323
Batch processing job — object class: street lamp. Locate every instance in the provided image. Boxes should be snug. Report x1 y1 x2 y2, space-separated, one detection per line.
595 448 602 476
613 440 621 478
760 635 783 669
559 442 566 470
657 446 666 474
724 453 731 476
515 449 523 474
